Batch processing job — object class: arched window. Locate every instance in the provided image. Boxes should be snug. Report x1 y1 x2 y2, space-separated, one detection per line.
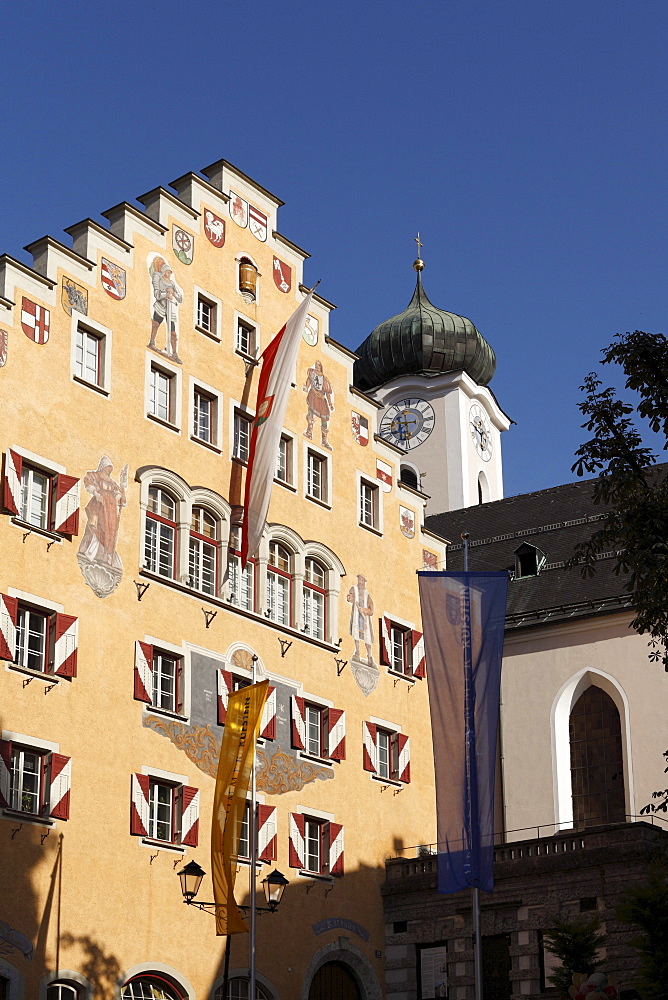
478 470 490 505
47 985 81 1000
121 975 184 999
227 527 255 611
214 978 269 1000
266 541 291 625
145 486 177 579
303 558 327 639
569 685 626 828
189 506 218 595
400 466 418 490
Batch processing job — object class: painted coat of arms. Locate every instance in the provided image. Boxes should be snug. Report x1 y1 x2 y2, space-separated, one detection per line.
422 549 438 571
229 191 248 228
101 258 126 300
62 277 88 316
376 459 393 492
21 297 50 344
273 257 291 293
204 209 226 247
249 204 268 241
172 227 194 265
351 412 369 446
400 506 415 538
303 314 319 346
0 329 7 367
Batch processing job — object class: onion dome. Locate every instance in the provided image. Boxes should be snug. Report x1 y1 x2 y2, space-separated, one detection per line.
353 260 496 391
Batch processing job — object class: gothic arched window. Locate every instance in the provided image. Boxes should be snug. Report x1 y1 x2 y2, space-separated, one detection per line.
569 685 626 828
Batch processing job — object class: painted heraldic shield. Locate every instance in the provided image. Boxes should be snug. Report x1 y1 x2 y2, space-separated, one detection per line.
0 329 7 367
229 191 248 228
273 256 291 293
249 204 268 242
21 297 50 344
204 209 226 247
62 277 88 316
173 227 194 265
101 258 126 300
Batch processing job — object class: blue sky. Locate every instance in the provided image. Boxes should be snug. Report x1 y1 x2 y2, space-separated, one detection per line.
2 1 666 499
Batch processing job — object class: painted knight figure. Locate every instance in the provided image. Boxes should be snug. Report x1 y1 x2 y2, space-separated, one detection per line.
77 457 128 598
347 573 379 695
147 253 183 364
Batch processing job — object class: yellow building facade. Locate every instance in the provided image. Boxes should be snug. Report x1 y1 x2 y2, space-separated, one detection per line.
0 160 446 1000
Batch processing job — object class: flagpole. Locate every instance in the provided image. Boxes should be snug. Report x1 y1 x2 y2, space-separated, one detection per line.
462 533 483 1000
250 655 258 1000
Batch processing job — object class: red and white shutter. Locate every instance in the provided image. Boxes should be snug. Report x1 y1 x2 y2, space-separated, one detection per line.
328 708 346 761
260 686 276 739
180 785 200 846
289 812 305 868
397 734 411 783
53 614 78 677
257 804 277 862
49 753 71 819
131 773 150 835
363 721 377 772
134 641 153 703
54 475 80 535
291 696 306 750
329 822 344 876
412 630 426 678
3 449 22 515
379 616 392 665
217 669 233 724
0 595 18 661
0 739 12 808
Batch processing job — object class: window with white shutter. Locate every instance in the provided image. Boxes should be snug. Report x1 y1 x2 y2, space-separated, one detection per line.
0 739 71 820
363 721 410 784
3 450 79 537
131 772 199 846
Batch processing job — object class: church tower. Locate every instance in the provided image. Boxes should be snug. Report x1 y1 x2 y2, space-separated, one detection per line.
353 252 511 513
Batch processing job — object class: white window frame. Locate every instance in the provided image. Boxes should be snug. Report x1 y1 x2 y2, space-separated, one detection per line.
142 637 190 721
234 310 259 359
1 729 59 824
294 803 335 880
144 354 182 432
188 506 220 597
189 377 223 452
139 764 190 853
230 400 254 463
303 441 332 508
227 529 255 611
70 313 112 396
357 471 383 534
193 285 222 341
369 715 404 786
7 589 65 682
8 448 68 541
297 690 334 764
275 432 296 489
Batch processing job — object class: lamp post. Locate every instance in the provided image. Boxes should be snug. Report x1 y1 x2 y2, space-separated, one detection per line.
177 862 289 998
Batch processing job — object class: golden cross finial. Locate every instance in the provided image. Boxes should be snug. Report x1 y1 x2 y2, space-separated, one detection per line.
413 232 425 272
415 232 423 256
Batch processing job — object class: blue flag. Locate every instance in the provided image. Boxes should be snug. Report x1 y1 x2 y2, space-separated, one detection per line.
418 571 508 893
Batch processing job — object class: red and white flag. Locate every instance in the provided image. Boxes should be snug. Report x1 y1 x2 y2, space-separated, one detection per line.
241 289 315 566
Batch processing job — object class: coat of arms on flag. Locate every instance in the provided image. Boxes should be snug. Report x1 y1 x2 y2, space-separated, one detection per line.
173 227 194 265
204 209 226 247
400 505 416 538
351 411 369 446
273 257 291 293
249 204 268 242
100 258 126 300
62 277 88 317
21 297 50 344
0 329 7 367
255 395 275 426
376 459 393 492
229 191 248 228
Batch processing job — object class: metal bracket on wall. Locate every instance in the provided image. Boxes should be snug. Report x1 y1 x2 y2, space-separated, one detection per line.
44 683 57 695
278 638 292 658
244 357 259 377
22 676 33 688
149 852 159 864
40 829 50 845
22 529 32 543
393 786 404 796
134 581 150 601
324 884 334 898
10 824 22 840
334 658 347 676
46 539 57 552
202 608 217 629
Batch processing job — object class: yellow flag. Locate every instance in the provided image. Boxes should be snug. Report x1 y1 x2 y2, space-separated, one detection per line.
211 680 269 936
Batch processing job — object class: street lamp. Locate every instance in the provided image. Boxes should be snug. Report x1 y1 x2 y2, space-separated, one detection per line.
178 860 206 903
261 869 289 912
176 862 289 916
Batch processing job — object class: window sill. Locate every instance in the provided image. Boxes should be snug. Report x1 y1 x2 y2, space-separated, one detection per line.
387 669 416 685
359 522 383 537
10 518 63 543
371 774 403 789
72 373 110 396
140 837 185 854
275 478 297 492
306 494 332 511
146 412 181 433
144 706 188 724
231 456 249 468
7 662 59 684
2 809 55 828
235 350 259 367
195 324 220 342
190 434 221 454
298 870 333 883
299 753 334 768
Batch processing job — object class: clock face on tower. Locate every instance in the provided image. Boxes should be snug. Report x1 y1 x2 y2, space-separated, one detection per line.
469 403 493 462
379 398 435 450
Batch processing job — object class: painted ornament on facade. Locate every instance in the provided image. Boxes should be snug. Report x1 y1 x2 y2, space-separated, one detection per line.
422 549 438 571
347 574 379 696
147 253 183 364
204 209 226 247
0 329 7 367
229 190 248 228
101 258 127 300
303 360 335 450
303 313 319 346
351 411 369 446
77 457 128 599
0 920 33 961
172 226 194 265
273 256 291 293
62 277 88 316
21 297 50 344
400 506 415 538
249 204 268 242
377 459 393 492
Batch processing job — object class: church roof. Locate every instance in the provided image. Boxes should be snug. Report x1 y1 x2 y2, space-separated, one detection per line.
353 268 496 392
424 471 668 630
